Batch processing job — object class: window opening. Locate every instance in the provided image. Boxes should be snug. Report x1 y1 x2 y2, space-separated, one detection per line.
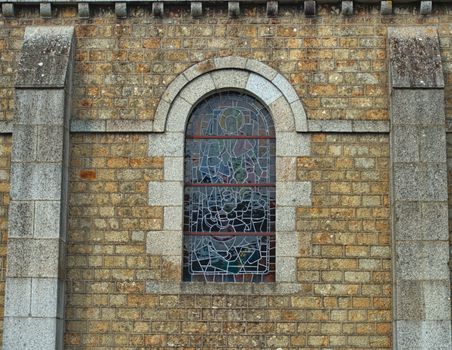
183 91 276 282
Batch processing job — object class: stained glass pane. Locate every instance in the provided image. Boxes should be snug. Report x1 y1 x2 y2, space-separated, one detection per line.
184 91 275 282
185 139 276 184
186 92 275 137
184 186 275 233
183 235 275 282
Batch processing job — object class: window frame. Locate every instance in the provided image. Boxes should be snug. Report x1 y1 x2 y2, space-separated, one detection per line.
147 57 311 293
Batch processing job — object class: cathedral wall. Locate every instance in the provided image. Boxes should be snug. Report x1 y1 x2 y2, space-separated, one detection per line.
0 2 451 349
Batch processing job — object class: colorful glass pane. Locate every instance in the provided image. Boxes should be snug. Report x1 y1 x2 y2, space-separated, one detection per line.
184 187 275 233
184 91 275 282
183 235 275 282
185 139 275 184
186 92 275 137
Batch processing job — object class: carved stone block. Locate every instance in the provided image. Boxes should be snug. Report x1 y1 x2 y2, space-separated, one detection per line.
40 3 52 19
266 1 278 17
304 1 316 17
78 3 90 19
115 2 127 18
191 2 202 18
152 2 164 17
381 1 392 15
420 1 432 15
342 0 353 16
2 3 15 17
228 1 240 18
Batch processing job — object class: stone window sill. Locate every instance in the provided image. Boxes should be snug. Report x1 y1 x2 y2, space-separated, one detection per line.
146 281 301 295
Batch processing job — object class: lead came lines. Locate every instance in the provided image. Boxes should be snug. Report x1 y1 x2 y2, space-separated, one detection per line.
183 91 276 282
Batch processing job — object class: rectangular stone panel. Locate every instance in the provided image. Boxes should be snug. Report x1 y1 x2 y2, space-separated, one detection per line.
34 200 61 238
15 89 66 126
394 201 449 241
276 181 311 206
163 206 183 231
423 280 451 320
390 90 445 126
148 132 184 157
396 280 424 320
276 207 296 231
10 163 62 201
396 320 452 350
276 256 297 282
148 181 183 206
36 125 65 162
276 232 299 257
388 27 444 88
3 317 58 349
31 278 63 318
6 238 61 278
419 126 447 163
276 132 310 157
4 278 32 317
8 201 34 238
11 124 37 162
392 126 419 163
147 231 182 256
396 241 449 281
393 163 447 201
420 202 449 240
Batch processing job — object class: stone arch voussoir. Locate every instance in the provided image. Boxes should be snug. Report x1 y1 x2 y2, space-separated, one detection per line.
153 57 307 133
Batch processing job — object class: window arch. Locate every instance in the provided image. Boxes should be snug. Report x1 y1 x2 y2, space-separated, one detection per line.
183 91 276 282
147 59 312 291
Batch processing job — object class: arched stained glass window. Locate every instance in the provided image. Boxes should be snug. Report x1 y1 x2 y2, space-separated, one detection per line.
183 91 276 282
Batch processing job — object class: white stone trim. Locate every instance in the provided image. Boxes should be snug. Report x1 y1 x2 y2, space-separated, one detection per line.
147 59 313 287
153 57 308 133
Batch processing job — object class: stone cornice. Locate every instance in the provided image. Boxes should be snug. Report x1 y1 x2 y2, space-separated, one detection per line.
0 0 439 18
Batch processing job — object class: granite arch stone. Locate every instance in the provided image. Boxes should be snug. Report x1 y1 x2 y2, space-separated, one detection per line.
153 57 308 133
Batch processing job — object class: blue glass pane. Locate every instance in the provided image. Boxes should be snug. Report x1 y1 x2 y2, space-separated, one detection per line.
184 186 275 234
183 91 276 282
185 139 276 184
183 235 275 282
186 92 275 137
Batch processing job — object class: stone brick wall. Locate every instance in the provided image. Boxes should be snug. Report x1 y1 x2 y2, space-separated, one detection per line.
297 134 391 348
66 134 163 347
0 2 450 349
447 134 452 324
0 135 11 347
64 132 391 349
0 3 451 126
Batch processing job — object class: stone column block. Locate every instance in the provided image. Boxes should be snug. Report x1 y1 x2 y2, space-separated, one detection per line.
40 3 52 18
78 3 90 18
115 2 127 18
420 0 432 15
341 0 353 16
228 1 240 17
152 2 164 17
381 1 392 15
304 0 316 16
191 2 202 18
2 3 15 17
4 26 75 350
389 26 451 349
266 1 278 17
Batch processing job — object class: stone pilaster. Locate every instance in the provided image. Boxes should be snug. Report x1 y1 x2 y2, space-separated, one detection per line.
389 27 452 350
3 26 75 349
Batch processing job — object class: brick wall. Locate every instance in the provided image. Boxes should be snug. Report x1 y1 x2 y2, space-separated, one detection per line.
297 134 391 349
64 133 391 349
0 2 450 349
0 4 451 126
0 135 11 347
66 134 163 347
